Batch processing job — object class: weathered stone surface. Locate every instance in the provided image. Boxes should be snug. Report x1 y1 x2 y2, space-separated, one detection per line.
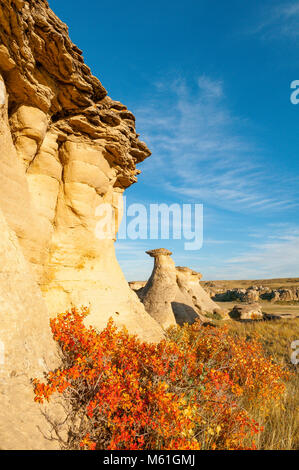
229 303 263 321
139 249 178 329
212 285 299 304
138 249 224 328
242 287 260 303
175 267 229 321
0 207 59 449
261 288 299 303
129 281 146 291
0 0 163 340
0 0 163 450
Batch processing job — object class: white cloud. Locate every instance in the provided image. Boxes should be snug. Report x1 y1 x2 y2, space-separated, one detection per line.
134 77 298 214
222 225 299 279
253 1 299 39
116 224 299 281
198 75 223 98
120 74 298 281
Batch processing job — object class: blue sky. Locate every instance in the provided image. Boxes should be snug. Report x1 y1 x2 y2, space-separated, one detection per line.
50 0 299 281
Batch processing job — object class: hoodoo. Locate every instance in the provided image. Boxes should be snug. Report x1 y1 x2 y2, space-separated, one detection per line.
139 249 178 329
138 249 227 328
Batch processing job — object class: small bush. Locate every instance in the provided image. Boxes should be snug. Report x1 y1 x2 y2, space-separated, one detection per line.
33 307 289 450
204 311 222 321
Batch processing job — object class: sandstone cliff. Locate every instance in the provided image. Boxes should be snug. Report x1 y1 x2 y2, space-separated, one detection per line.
0 207 60 449
0 0 163 449
0 0 163 340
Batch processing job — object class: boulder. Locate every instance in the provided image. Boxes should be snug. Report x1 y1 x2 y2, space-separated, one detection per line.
229 303 263 321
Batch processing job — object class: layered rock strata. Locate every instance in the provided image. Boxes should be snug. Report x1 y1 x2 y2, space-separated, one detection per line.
0 0 163 341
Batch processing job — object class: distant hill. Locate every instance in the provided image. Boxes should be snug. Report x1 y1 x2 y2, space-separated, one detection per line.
200 278 299 290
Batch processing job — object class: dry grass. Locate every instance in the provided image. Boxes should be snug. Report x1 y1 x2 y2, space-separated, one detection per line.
217 300 299 318
201 277 299 290
228 318 299 450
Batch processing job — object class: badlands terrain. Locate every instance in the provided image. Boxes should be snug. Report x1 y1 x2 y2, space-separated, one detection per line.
129 265 299 450
202 277 299 319
0 0 298 451
131 275 299 319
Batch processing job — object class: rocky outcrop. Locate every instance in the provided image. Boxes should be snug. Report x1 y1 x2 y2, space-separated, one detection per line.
229 303 263 321
0 0 163 449
175 267 229 321
212 285 299 303
213 287 259 303
129 281 147 292
137 249 227 328
260 288 299 303
0 0 163 340
242 287 260 303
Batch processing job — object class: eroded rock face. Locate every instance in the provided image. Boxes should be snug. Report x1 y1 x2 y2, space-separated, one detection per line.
0 0 163 449
129 281 147 291
0 207 60 449
139 249 178 329
229 303 263 321
212 285 299 304
0 0 163 341
138 249 225 328
261 288 299 303
175 267 229 321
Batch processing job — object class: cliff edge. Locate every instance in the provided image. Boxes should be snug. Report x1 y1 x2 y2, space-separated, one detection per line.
0 0 163 449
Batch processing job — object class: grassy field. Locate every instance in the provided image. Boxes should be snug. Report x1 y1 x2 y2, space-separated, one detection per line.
217 300 299 318
227 317 299 450
201 277 299 290
133 276 299 448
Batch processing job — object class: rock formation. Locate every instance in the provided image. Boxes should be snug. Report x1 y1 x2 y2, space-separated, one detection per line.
138 249 178 329
0 208 60 449
175 266 229 321
229 303 263 321
212 285 299 304
0 0 163 340
129 281 147 291
0 0 163 449
137 249 227 328
260 288 299 303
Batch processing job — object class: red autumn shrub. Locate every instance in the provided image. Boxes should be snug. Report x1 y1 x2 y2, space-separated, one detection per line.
33 307 289 450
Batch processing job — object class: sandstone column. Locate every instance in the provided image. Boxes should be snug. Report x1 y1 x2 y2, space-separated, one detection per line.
139 249 178 329
138 249 227 327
